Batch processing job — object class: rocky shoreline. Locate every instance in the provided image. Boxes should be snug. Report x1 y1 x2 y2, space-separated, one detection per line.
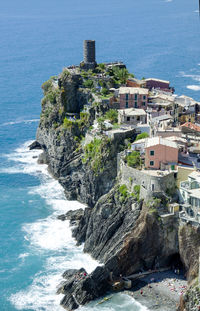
31 62 200 310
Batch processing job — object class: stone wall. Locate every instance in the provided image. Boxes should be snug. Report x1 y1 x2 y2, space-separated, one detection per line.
119 159 176 200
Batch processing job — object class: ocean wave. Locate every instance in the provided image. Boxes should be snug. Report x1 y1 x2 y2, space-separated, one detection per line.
9 140 147 311
0 119 39 127
179 71 200 82
9 140 99 311
0 140 47 176
10 272 64 311
186 85 200 91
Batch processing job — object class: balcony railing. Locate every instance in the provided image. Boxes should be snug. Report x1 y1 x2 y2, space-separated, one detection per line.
180 181 190 189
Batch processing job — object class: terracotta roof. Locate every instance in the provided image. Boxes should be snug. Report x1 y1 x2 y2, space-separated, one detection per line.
181 122 200 132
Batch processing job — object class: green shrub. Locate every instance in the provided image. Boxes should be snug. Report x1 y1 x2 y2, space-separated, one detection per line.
101 87 109 96
42 79 53 94
105 109 118 124
98 63 105 70
125 151 141 168
80 112 89 121
82 137 111 175
135 132 149 141
63 117 73 129
83 79 94 88
61 69 70 79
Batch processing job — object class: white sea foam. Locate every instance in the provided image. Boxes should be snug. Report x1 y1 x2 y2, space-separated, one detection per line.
9 141 145 311
179 71 200 82
0 118 39 127
18 253 29 260
0 140 48 176
186 85 200 91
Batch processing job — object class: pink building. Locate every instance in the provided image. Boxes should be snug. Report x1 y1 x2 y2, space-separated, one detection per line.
118 87 149 110
145 137 178 170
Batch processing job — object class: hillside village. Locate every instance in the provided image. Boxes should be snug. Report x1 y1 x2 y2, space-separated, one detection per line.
47 40 200 228
34 40 200 311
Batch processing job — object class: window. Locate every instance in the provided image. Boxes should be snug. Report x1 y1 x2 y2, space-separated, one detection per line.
142 102 146 106
135 94 138 100
143 95 146 100
150 150 154 156
134 102 138 108
151 184 155 191
127 117 130 121
150 161 154 166
137 116 140 121
126 94 129 100
126 102 128 108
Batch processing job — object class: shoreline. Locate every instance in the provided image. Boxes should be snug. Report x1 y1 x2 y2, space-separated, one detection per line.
125 270 187 311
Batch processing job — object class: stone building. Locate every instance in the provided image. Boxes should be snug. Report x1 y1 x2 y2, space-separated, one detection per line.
118 108 147 125
119 157 176 200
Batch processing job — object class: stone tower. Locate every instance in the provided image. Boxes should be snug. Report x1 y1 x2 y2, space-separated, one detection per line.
81 40 96 70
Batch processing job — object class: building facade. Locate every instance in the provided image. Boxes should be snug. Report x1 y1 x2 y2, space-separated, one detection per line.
145 137 178 170
179 171 200 222
118 108 147 125
118 87 149 109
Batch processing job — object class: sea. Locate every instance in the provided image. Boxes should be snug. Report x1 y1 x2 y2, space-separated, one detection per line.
0 0 200 310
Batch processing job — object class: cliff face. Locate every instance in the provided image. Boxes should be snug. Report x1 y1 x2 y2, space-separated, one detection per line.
178 224 200 281
58 189 180 310
35 67 200 311
178 283 200 311
36 70 133 206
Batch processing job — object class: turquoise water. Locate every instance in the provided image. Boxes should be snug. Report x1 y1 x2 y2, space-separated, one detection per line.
0 0 200 310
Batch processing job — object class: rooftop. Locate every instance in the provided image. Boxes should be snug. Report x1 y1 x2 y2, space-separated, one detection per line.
118 108 147 116
119 87 149 95
189 188 200 198
145 136 178 149
181 122 200 132
145 78 170 84
188 170 200 182
149 94 175 102
166 136 187 144
151 114 173 122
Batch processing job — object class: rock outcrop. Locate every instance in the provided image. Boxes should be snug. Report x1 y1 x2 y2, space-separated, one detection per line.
58 187 179 309
178 224 200 281
34 66 200 311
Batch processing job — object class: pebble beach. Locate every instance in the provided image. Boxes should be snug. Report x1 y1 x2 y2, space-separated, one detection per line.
126 270 187 311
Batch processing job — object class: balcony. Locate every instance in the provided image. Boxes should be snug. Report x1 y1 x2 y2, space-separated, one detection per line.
180 181 190 190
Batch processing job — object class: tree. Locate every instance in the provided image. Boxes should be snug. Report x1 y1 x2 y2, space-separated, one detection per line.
83 79 94 88
105 109 118 124
113 67 129 84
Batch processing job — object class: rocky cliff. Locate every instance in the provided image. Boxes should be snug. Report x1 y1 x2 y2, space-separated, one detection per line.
57 188 180 310
34 66 200 311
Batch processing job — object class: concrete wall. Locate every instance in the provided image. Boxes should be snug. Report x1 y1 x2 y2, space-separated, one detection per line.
119 159 176 200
